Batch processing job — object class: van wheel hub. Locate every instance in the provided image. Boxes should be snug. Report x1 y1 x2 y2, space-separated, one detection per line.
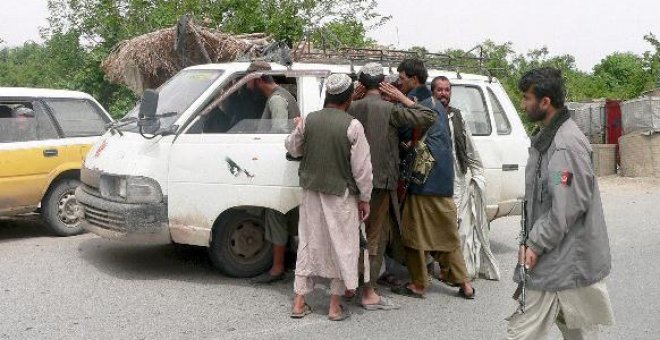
229 220 265 261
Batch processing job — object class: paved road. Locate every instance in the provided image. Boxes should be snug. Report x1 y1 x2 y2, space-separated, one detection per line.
1 177 659 339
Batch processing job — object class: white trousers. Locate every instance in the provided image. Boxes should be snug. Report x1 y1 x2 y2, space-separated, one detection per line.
506 281 614 340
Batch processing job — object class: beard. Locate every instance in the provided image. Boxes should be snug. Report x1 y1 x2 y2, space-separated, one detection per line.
439 96 450 107
527 105 548 122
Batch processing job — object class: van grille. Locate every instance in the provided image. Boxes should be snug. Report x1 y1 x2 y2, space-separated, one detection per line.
80 202 126 230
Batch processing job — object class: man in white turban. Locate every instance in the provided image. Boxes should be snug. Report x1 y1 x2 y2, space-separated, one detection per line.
286 73 373 321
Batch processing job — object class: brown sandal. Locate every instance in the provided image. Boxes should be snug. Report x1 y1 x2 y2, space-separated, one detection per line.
377 273 404 288
328 305 350 321
290 303 312 319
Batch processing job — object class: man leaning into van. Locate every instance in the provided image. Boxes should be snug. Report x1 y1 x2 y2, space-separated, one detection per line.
246 61 301 284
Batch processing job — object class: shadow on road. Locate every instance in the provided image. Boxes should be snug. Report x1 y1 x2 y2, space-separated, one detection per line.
0 215 54 242
489 239 517 255
76 237 294 295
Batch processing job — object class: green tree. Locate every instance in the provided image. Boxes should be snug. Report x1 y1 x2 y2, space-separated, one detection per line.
593 52 652 99
32 0 389 117
643 33 660 88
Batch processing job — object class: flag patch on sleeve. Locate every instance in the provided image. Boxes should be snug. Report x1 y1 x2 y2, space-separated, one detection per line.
552 170 573 186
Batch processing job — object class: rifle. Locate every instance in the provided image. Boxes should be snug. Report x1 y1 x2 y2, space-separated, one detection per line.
397 127 422 205
512 199 528 313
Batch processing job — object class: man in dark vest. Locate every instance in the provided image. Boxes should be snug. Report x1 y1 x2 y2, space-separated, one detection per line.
286 73 373 321
430 75 501 282
392 58 475 299
247 61 301 284
348 62 436 310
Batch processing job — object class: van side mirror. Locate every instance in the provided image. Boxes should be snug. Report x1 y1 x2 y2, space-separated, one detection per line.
138 89 160 133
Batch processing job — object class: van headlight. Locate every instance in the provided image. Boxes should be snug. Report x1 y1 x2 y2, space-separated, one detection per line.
99 175 163 203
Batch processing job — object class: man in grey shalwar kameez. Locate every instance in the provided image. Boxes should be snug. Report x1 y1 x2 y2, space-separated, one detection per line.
286 74 373 321
431 76 501 281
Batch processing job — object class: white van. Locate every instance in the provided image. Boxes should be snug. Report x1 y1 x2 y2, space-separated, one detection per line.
77 61 529 277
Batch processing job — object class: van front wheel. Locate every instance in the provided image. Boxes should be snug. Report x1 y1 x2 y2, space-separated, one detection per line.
208 211 273 278
42 179 85 237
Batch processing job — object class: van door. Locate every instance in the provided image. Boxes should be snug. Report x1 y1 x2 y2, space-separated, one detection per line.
167 70 328 246
449 84 501 210
0 99 61 214
484 84 529 218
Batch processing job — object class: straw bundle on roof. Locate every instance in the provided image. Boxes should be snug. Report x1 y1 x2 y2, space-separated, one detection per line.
102 17 273 94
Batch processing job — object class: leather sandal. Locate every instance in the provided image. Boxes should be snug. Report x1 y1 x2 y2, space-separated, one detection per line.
328 304 350 322
290 303 312 319
391 284 425 299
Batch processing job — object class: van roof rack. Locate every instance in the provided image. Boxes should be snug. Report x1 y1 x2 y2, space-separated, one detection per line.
291 34 503 82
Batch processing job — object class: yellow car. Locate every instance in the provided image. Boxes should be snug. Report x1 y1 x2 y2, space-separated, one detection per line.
0 88 113 236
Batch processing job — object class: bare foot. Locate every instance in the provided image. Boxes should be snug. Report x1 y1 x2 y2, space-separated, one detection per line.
360 287 381 305
461 283 474 297
292 294 306 314
328 295 345 319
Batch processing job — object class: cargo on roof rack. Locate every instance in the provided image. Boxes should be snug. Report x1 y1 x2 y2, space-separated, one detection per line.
290 40 503 81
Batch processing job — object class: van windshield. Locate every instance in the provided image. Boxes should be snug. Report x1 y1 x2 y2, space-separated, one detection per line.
119 69 224 132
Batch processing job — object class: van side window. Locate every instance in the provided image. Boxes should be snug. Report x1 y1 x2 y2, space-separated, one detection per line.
450 85 492 136
195 75 301 134
0 100 58 142
488 88 512 135
44 99 108 137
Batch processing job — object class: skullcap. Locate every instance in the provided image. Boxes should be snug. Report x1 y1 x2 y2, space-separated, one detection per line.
326 74 352 95
384 73 399 84
359 62 384 77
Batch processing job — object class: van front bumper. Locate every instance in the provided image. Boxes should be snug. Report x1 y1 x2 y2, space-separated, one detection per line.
76 186 171 244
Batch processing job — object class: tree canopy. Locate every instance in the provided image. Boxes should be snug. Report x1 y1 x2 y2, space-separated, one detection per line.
0 1 657 125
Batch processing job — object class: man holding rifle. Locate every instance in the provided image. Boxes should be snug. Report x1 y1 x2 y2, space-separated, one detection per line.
506 68 614 339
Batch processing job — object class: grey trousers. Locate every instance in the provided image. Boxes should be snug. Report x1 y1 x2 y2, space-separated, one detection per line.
264 210 288 246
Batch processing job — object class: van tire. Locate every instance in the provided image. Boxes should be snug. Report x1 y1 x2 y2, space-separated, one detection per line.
42 179 85 237
208 211 273 278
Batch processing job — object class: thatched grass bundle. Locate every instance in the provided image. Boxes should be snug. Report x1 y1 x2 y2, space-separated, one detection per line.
102 19 272 94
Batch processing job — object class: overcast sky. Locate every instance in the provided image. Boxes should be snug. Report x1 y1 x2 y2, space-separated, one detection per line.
1 0 659 72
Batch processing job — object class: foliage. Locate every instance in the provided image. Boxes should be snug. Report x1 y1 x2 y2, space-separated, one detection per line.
0 1 656 125
0 0 386 118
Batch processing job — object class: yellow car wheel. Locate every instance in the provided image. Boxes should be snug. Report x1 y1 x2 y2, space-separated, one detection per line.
42 179 85 237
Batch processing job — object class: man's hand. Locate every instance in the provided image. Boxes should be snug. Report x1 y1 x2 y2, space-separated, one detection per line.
293 116 303 129
524 247 539 270
379 82 414 107
358 201 370 222
352 83 366 101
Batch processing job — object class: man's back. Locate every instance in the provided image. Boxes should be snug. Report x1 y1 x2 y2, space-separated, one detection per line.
349 95 398 190
299 108 357 197
260 86 299 133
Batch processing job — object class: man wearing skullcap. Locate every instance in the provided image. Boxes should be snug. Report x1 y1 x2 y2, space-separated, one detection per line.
347 62 436 310
246 61 302 284
286 73 373 321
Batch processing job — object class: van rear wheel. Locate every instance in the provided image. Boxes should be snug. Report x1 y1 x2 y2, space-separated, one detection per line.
42 179 85 237
208 211 272 278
